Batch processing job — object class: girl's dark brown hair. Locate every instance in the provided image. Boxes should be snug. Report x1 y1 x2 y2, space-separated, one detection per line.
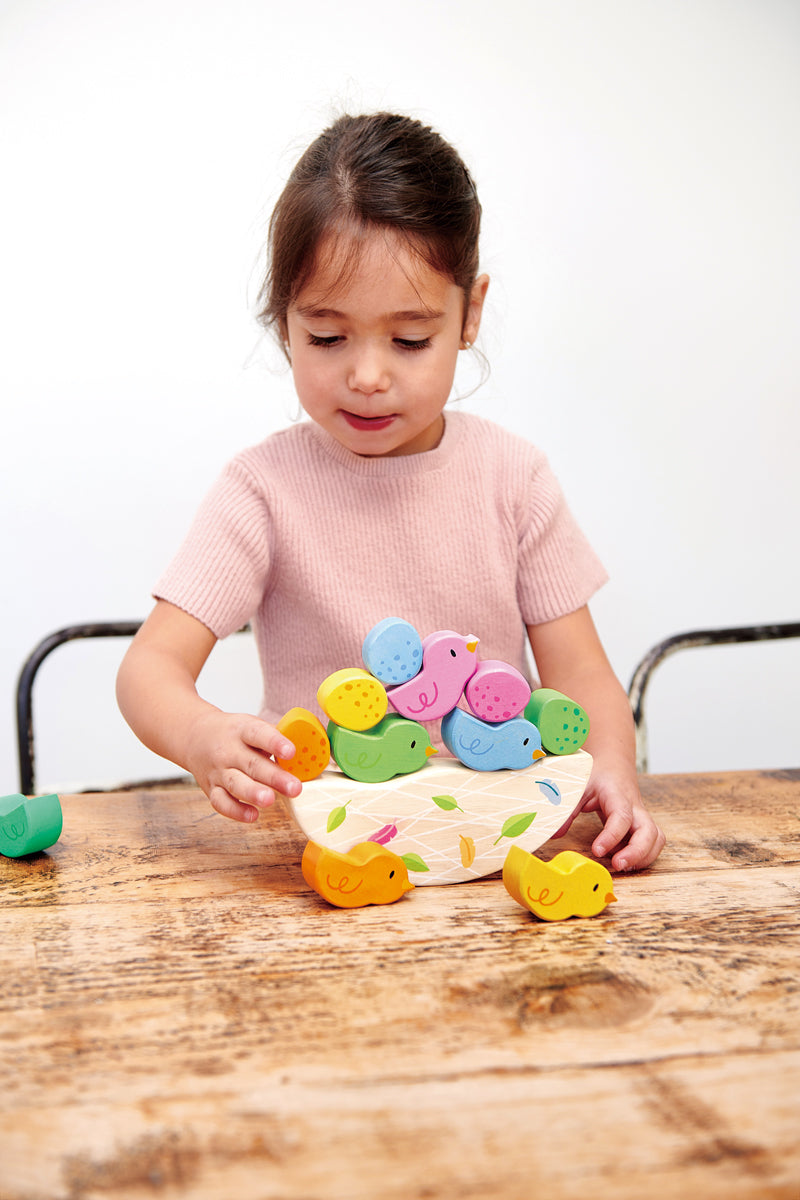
257 112 482 342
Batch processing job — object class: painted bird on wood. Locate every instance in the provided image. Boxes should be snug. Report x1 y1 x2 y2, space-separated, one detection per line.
388 630 479 722
328 713 437 783
442 707 546 771
503 847 617 920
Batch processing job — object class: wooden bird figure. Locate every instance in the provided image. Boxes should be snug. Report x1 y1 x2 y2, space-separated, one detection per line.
317 668 388 731
328 713 437 783
388 630 480 722
503 847 617 920
441 707 546 770
524 688 590 755
301 840 414 908
465 659 531 723
0 792 62 858
276 707 331 781
362 617 423 685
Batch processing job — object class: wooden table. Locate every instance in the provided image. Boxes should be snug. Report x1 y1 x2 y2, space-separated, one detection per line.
1 770 798 1200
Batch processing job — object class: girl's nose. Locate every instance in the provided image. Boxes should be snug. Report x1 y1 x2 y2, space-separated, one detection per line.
347 347 390 394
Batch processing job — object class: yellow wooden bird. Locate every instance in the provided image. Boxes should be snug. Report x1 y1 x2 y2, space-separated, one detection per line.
301 840 414 908
503 847 617 920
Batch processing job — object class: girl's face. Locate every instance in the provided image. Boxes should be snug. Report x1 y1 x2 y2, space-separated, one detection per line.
285 229 488 457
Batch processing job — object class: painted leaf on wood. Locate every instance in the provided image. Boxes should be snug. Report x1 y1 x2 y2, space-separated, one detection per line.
401 853 430 873
431 794 464 813
326 805 348 833
493 812 537 845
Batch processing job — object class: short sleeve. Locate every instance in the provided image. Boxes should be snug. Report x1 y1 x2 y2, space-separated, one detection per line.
153 459 275 639
515 453 608 625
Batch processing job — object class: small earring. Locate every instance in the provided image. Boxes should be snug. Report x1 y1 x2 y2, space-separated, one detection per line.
463 339 471 350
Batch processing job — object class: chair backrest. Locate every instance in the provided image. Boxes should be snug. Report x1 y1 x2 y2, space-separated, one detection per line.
17 622 146 794
627 621 800 773
16 622 253 794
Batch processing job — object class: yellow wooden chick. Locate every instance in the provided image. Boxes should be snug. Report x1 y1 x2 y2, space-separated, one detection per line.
301 840 414 908
317 668 388 731
502 847 617 920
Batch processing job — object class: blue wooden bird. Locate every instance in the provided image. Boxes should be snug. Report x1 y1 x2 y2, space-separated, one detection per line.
441 708 547 771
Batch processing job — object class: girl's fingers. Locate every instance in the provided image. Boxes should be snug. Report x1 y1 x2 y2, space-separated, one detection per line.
237 720 302 796
591 807 634 861
209 784 262 823
238 751 302 800
190 714 303 820
242 717 296 761
612 820 666 872
214 763 296 820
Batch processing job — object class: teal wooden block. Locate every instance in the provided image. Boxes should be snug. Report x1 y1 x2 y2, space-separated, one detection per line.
0 793 63 857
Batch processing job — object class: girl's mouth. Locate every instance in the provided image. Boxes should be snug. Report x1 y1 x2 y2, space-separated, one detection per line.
341 411 397 432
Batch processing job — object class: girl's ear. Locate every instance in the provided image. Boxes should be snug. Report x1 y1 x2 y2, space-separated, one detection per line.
461 274 490 348
279 316 292 363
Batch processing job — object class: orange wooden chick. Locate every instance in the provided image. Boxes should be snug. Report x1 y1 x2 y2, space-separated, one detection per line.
301 840 414 908
276 708 331 781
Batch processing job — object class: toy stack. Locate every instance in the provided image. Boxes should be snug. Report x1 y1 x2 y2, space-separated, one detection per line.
281 618 595 890
277 617 589 786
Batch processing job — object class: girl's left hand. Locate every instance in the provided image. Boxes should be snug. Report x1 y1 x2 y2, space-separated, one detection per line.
527 607 666 873
554 764 666 872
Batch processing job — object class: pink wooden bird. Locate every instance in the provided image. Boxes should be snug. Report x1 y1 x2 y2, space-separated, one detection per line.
465 659 531 723
387 630 480 722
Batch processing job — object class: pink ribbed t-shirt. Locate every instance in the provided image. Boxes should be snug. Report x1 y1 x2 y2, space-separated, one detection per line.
154 411 608 747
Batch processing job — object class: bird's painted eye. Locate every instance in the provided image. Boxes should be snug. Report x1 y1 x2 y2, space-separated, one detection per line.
592 883 599 891
410 740 416 749
389 870 395 879
450 648 457 657
523 737 529 746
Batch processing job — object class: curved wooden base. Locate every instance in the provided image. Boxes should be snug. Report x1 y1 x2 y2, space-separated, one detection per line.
290 750 592 884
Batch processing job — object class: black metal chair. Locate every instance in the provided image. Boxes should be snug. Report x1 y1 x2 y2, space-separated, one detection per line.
17 621 256 794
17 622 146 794
627 621 800 773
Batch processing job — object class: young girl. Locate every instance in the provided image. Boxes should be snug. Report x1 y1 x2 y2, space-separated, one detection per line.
117 111 665 872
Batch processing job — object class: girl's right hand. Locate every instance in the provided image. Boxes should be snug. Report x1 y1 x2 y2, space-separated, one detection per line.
184 708 303 823
117 600 303 824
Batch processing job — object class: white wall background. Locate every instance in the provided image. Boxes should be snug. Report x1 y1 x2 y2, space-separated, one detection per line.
2 0 798 792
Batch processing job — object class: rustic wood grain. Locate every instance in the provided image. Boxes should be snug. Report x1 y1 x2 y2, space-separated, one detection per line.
1 769 798 1199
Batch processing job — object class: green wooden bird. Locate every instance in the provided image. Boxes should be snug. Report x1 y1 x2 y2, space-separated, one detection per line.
327 713 437 783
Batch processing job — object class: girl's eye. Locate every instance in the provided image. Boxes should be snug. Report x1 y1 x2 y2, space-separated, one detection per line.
308 334 342 348
395 338 431 352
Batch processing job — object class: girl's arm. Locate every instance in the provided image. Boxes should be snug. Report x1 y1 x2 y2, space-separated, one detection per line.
116 600 301 822
527 606 665 871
